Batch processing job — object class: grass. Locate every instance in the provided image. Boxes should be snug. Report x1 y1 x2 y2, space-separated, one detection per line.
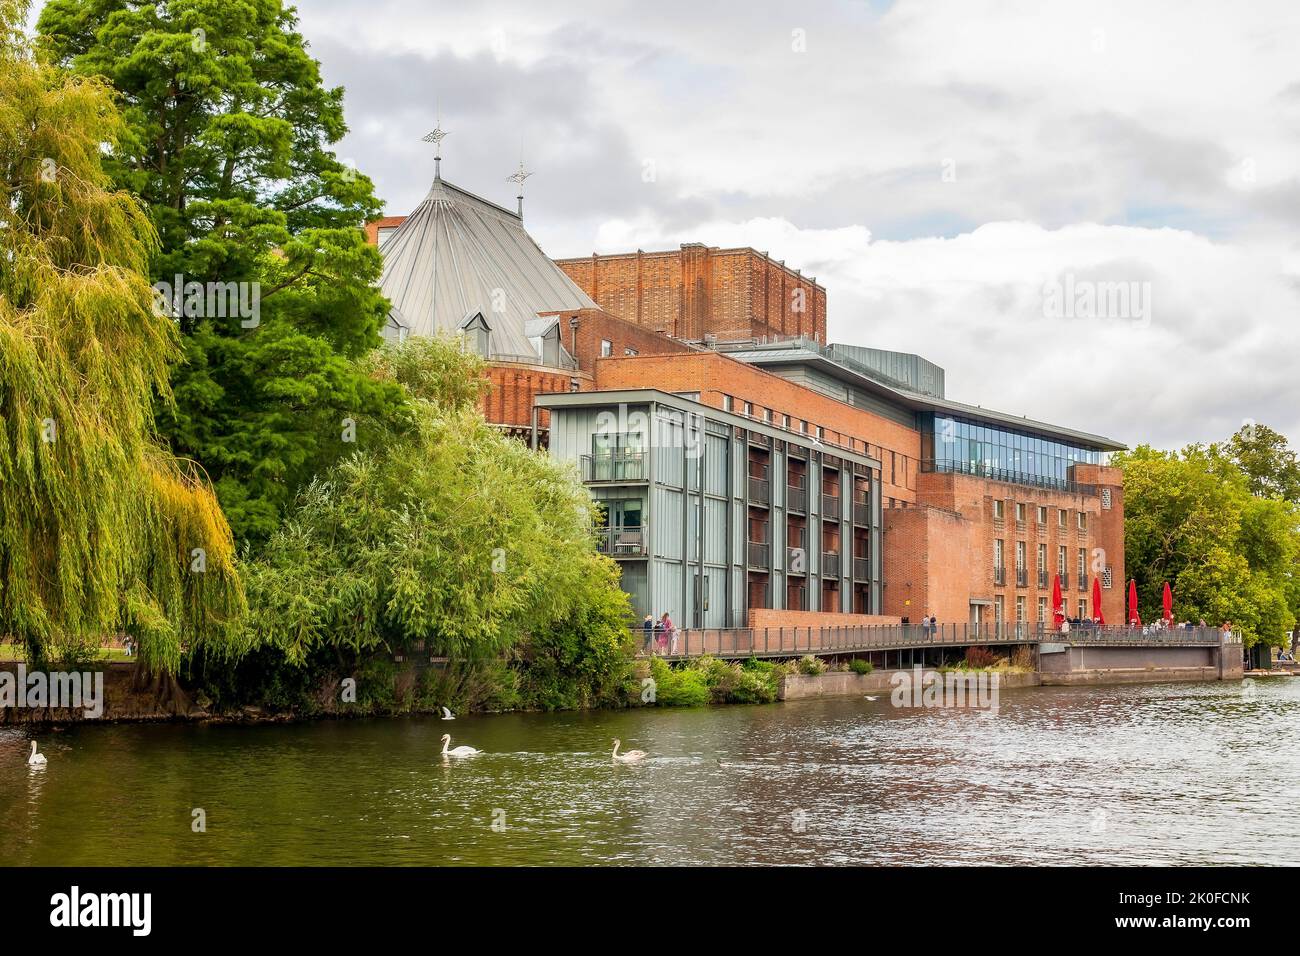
0 646 134 663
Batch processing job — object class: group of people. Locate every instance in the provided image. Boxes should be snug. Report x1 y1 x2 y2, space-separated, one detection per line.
640 613 678 656
1121 617 1212 636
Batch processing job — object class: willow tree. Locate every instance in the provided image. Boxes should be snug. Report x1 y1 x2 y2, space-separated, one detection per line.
0 0 245 670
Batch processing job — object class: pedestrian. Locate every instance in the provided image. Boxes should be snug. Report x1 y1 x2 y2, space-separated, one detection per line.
660 612 676 656
641 614 655 656
1060 618 1071 636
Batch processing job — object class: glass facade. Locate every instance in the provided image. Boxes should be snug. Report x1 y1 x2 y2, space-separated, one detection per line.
920 413 1104 491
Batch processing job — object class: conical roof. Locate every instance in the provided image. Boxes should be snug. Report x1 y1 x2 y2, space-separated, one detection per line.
378 176 596 359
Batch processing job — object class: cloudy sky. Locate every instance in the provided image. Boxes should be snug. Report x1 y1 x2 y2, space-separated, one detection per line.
306 1 1300 449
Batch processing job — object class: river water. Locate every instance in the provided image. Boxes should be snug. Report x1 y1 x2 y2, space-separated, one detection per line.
1 679 1297 866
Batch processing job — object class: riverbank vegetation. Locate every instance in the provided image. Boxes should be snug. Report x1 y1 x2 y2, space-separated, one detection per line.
1114 426 1300 648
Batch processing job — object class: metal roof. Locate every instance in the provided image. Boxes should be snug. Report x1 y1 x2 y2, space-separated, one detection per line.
378 176 597 357
731 347 1127 451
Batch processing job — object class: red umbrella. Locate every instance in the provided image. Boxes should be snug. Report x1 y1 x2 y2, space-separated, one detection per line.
1091 575 1105 625
1127 579 1141 627
1051 574 1064 627
1162 581 1173 623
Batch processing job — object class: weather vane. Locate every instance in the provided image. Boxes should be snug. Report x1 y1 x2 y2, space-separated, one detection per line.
423 102 449 179
507 157 532 218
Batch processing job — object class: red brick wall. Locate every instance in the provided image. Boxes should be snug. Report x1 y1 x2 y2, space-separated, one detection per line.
592 352 920 505
555 245 827 345
905 466 1125 626
538 307 695 376
364 215 407 245
482 363 589 428
749 609 901 629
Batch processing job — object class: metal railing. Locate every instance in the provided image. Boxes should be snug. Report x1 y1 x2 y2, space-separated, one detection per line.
822 494 840 519
822 552 840 578
661 623 1229 660
582 451 646 482
852 501 870 526
788 484 808 513
852 557 870 581
993 566 1006 586
593 525 647 557
1060 572 1070 590
1038 570 1048 589
1015 568 1028 587
748 475 770 506
747 541 769 569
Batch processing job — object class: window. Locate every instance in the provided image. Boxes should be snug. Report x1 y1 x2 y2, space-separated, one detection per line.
993 500 1005 520
600 339 612 357
743 401 752 416
1102 566 1113 589
1058 545 1067 574
995 596 1004 633
1078 600 1087 619
1101 487 1112 510
1077 511 1087 531
1015 502 1026 523
1037 543 1046 574
1037 505 1048 525
994 539 1004 569
1037 597 1047 623
1077 548 1086 584
624 347 638 356
1016 596 1025 625
891 452 896 483
1015 541 1026 571
722 396 733 412
1058 509 1068 529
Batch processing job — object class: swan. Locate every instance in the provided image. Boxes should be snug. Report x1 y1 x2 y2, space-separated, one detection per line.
440 733 480 757
863 695 879 701
28 741 46 766
440 707 455 721
612 739 646 763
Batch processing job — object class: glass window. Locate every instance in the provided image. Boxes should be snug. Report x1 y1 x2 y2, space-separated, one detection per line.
600 339 613 357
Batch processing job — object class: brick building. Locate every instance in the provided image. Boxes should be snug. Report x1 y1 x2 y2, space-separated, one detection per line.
369 168 1126 632
555 245 827 345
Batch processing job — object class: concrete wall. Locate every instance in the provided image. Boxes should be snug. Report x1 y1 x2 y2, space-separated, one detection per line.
780 668 1039 700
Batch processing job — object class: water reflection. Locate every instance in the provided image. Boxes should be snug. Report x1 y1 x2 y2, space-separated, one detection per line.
0 679 1297 865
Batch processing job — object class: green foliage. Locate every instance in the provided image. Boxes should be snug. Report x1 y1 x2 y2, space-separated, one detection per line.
848 658 874 675
0 0 245 671
648 657 711 707
238 336 633 704
1114 437 1300 646
645 655 783 706
797 654 827 675
1224 423 1300 503
38 0 402 544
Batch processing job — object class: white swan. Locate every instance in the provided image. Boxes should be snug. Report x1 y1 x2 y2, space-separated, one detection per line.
440 733 480 757
28 741 46 766
440 706 455 720
612 739 646 763
863 695 879 701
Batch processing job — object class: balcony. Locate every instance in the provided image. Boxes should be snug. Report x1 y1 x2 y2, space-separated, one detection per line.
852 501 870 526
582 450 646 483
1015 568 1028 588
593 525 648 558
852 557 870 581
1079 574 1088 593
747 541 770 570
787 484 808 513
785 547 807 576
748 475 770 507
993 566 1006 586
1037 570 1048 589
822 494 841 519
822 552 840 579
1060 572 1070 590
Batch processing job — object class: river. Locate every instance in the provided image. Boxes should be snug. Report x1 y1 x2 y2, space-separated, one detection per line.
1 679 1297 866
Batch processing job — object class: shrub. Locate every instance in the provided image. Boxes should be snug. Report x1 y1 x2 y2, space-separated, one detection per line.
848 658 873 675
797 654 827 676
964 646 998 669
648 657 711 707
